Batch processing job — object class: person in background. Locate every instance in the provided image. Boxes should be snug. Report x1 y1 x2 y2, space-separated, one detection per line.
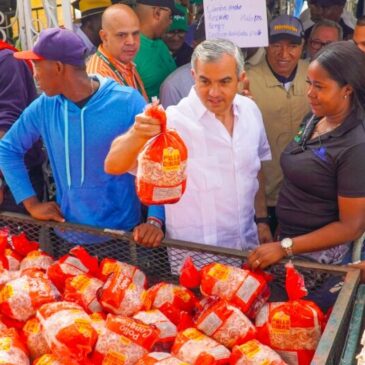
134 0 180 100
87 3 148 100
247 15 310 234
248 41 365 309
105 39 272 260
0 28 164 249
306 19 343 60
162 3 193 67
353 16 365 53
72 0 111 58
0 40 45 213
301 0 355 40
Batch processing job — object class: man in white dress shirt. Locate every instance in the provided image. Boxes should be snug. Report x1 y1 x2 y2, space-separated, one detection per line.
105 39 272 253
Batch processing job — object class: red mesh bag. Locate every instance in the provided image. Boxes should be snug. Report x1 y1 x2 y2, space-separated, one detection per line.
230 339 288 365
144 282 197 325
22 317 50 360
0 270 60 322
254 263 325 365
36 301 97 362
198 263 270 319
92 314 160 365
135 352 190 365
195 299 256 348
64 274 103 313
136 102 188 205
172 328 230 365
0 328 29 365
47 246 99 292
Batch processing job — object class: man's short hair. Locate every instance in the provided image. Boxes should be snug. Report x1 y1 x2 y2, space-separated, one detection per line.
191 39 244 76
310 19 343 40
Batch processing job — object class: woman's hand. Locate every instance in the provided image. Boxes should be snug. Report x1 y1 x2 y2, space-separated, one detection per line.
247 242 286 270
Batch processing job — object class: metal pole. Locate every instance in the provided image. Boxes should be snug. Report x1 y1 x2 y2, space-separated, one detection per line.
61 0 73 30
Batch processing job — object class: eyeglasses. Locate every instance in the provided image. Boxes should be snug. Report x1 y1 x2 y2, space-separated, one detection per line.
165 30 186 38
309 39 333 50
159 7 173 20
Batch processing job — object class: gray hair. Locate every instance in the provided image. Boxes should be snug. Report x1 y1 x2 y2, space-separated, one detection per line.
191 39 245 77
310 19 343 41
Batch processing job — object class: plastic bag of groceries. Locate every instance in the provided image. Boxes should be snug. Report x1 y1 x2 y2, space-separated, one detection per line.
255 263 325 365
0 247 22 270
195 298 256 348
33 354 83 365
36 301 97 362
20 250 54 272
22 317 50 360
64 274 103 313
99 266 146 316
230 339 288 365
0 269 60 322
135 352 190 365
180 259 270 319
134 309 177 349
136 100 188 205
0 328 29 365
144 282 197 326
92 314 160 365
99 258 147 287
47 246 99 292
172 328 230 365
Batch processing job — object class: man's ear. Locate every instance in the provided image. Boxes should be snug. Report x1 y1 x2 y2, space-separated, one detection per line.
55 61 64 74
152 6 161 20
100 29 107 43
191 68 197 82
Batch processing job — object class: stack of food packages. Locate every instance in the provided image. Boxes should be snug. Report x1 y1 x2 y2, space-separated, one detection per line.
357 331 365 364
0 228 327 365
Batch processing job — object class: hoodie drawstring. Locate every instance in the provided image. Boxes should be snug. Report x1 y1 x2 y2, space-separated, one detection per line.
64 100 86 188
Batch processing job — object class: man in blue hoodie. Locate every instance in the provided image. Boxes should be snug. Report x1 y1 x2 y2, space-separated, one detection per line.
0 27 164 247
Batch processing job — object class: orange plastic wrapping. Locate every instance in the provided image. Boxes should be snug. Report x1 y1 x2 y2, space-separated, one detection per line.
0 270 60 322
0 328 29 365
133 309 177 345
172 328 230 365
135 352 190 365
63 274 103 313
47 246 99 292
22 317 50 360
230 339 288 365
36 301 97 362
144 283 197 326
20 250 54 272
199 263 270 319
136 102 187 205
196 299 256 348
92 314 160 365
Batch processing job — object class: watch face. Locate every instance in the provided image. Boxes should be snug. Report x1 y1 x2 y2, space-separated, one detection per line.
282 238 292 249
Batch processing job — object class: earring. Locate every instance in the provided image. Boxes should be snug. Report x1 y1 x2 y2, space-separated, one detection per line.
344 94 348 99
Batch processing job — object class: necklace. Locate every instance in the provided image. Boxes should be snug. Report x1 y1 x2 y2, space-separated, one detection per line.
311 118 341 139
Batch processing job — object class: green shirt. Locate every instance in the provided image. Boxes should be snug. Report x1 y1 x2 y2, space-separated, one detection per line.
134 34 177 100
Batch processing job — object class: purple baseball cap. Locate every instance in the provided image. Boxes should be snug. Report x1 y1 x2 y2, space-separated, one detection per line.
14 28 87 66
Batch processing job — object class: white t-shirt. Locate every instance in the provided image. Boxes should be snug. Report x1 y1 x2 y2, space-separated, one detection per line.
165 87 271 252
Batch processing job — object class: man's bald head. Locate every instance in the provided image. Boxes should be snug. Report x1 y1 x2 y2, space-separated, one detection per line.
102 4 139 30
100 4 141 63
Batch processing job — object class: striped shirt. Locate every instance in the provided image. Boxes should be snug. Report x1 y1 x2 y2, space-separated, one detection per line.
86 45 148 101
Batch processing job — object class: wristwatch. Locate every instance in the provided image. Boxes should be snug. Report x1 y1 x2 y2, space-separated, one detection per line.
280 237 294 257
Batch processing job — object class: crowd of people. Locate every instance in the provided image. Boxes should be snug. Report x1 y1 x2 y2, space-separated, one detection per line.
1 0 365 307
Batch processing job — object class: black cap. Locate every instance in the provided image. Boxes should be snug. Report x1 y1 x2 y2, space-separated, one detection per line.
136 0 183 16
